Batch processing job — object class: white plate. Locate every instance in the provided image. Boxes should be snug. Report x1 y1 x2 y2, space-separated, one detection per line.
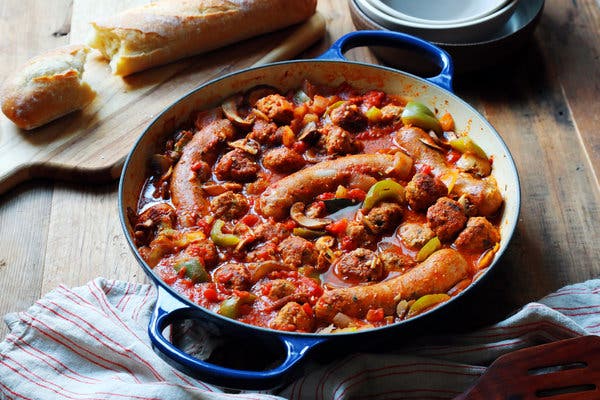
356 0 519 44
368 0 511 25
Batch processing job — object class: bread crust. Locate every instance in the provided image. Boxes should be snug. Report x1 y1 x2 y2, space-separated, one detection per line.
89 0 317 76
1 45 96 130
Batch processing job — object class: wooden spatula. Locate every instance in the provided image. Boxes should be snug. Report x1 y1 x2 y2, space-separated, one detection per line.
455 335 600 399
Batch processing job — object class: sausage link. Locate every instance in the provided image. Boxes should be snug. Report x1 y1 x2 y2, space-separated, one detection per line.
171 119 236 226
314 248 468 322
396 127 502 216
257 153 413 220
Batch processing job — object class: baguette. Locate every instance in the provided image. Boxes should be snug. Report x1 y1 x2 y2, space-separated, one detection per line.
1 45 96 130
88 0 317 76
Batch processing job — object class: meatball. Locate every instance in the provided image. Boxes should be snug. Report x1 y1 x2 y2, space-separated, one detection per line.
185 239 219 269
333 248 384 283
269 301 314 332
363 202 403 235
248 119 280 145
329 101 367 132
426 197 467 242
405 172 448 211
322 125 362 155
255 94 294 124
213 263 252 291
262 147 306 173
345 220 376 248
214 149 260 182
380 104 402 123
454 217 500 251
378 249 415 273
267 279 297 299
278 236 318 269
399 223 435 249
252 222 290 244
210 191 249 220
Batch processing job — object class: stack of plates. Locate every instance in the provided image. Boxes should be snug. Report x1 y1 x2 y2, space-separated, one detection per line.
349 0 545 72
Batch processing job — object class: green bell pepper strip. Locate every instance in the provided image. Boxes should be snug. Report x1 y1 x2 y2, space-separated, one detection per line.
293 227 327 238
401 101 442 134
210 219 240 247
365 106 382 123
218 293 257 319
218 296 241 319
363 179 406 211
416 236 441 262
173 258 209 283
406 293 451 318
448 136 488 159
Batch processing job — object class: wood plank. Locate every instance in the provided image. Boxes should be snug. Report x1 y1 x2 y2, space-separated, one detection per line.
41 182 143 295
539 0 600 188
0 0 73 340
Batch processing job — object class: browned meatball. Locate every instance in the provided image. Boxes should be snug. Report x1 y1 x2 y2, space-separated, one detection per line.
255 94 294 124
399 223 435 249
322 125 362 155
248 119 281 145
333 248 384 283
405 172 448 211
262 147 306 173
269 301 314 332
380 104 402 122
267 279 297 299
214 149 259 182
278 236 318 268
426 197 467 242
345 220 376 247
213 263 252 291
210 191 249 220
378 249 415 272
363 202 403 235
185 239 219 269
329 101 367 132
252 222 290 244
454 216 500 251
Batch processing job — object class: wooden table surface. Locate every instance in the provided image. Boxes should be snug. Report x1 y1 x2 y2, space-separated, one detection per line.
1 0 599 345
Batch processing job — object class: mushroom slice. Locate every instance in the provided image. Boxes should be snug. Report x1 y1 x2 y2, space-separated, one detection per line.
222 94 255 128
228 138 260 155
290 202 332 229
418 136 445 152
297 121 320 144
251 261 291 282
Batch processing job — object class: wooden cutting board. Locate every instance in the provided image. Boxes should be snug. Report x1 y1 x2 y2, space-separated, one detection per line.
0 12 326 195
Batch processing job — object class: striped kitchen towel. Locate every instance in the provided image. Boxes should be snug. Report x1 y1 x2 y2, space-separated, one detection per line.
0 277 598 400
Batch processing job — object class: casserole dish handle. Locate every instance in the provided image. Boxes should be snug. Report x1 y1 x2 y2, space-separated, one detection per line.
148 285 326 389
318 30 454 91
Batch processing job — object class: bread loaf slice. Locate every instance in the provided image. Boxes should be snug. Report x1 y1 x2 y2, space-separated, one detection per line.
88 0 317 76
1 45 96 130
